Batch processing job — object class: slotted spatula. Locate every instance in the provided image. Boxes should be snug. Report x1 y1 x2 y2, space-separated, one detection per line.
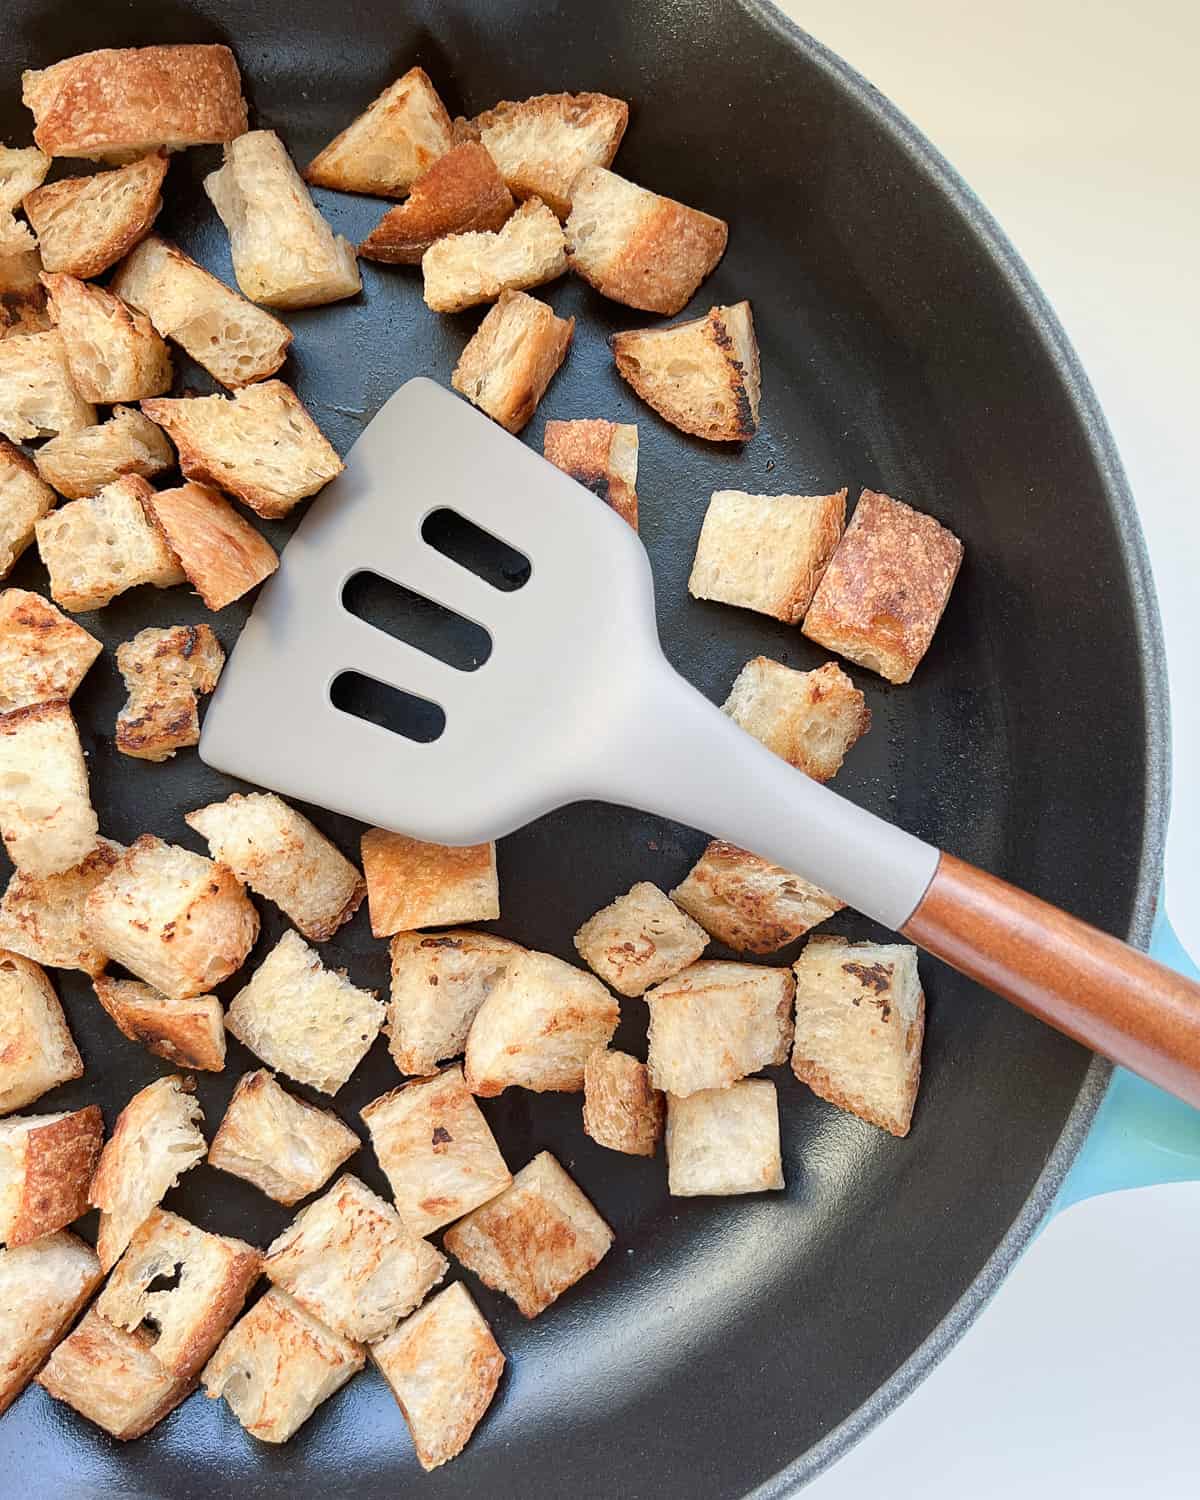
200 377 1200 1106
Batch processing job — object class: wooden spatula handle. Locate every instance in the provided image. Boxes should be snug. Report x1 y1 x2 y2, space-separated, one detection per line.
903 853 1200 1107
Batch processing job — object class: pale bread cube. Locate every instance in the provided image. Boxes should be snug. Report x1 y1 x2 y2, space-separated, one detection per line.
666 1079 784 1195
35 474 185 612
225 929 385 1096
0 589 102 710
361 829 498 938
0 1231 101 1416
304 66 454 197
359 142 514 264
543 417 639 529
0 329 95 442
670 840 843 954
422 197 567 313
582 1048 664 1157
22 151 167 279
0 952 82 1114
791 937 925 1137
207 1069 360 1206
115 623 225 762
360 1066 512 1236
93 976 226 1072
645 959 793 1097
0 439 55 577
471 92 628 218
387 929 522 1076
451 289 573 433
0 1105 103 1245
0 701 98 876
146 483 278 611
0 147 49 247
0 837 122 975
723 657 870 782
33 405 173 500
573 880 708 997
264 1173 447 1343
41 271 172 403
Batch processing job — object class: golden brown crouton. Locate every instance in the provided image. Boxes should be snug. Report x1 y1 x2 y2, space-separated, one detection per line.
146 483 279 612
471 92 628 219
361 829 498 938
574 881 708 997
0 837 122 975
33 404 173 500
0 328 96 442
582 1048 664 1157
359 143 514 264
93 976 226 1072
41 271 172 403
451 289 573 433
0 1105 103 1245
723 657 870 782
23 152 167 279
115 623 225 762
0 589 102 710
0 952 82 1115
387 929 523 1076
0 438 55 577
0 701 98 876
305 66 454 197
543 418 639 529
645 959 794 1097
0 1231 102 1416
422 197 567 313
666 1079 784 1196
670 840 844 954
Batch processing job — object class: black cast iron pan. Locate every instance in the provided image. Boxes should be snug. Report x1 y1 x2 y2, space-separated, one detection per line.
0 0 1167 1494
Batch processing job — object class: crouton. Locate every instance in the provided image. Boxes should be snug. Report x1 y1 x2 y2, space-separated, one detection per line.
361 829 498 938
443 1151 612 1318
0 329 95 441
93 976 226 1072
0 953 82 1115
360 1066 512 1236
88 1074 205 1271
574 881 708 998
387 929 522 1077
0 440 55 579
422 197 566 313
202 1286 364 1444
84 833 259 1001
33 405 173 500
145 483 279 612
371 1281 504 1471
207 1069 360 1205
543 418 639 529
791 937 925 1136
141 381 343 519
0 146 50 241
204 130 361 308
22 45 248 161
802 489 964 684
689 489 847 623
582 1048 664 1157
97 1208 262 1378
0 1105 103 1245
464 949 619 1097
0 837 122 975
451 289 573 433
611 301 759 442
670 840 843 954
114 623 225 761
666 1079 784 1196
471 92 629 219
0 280 51 339
36 474 185 613
0 701 97 876
0 589 102 711
644 960 793 1097
359 143 514 265
23 152 167 279
186 792 364 942
41 271 171 403
265 1173 447 1343
112 235 292 387
0 1231 101 1415
305 66 454 197
723 657 870 783
224 929 384 1095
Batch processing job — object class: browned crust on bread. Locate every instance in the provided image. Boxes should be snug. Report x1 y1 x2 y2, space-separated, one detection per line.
359 143 514 264
303 66 453 196
582 1049 664 1156
791 990 925 1138
146 482 278 610
610 303 759 442
361 829 497 938
670 840 844 953
451 289 574 433
93 976 225 1071
23 153 168 278
543 418 638 529
6 1105 103 1245
471 93 629 218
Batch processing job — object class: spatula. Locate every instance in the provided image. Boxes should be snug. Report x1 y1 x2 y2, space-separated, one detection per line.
200 377 1200 1107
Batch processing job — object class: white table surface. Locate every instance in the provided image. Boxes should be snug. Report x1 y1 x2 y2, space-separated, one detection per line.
769 0 1200 1493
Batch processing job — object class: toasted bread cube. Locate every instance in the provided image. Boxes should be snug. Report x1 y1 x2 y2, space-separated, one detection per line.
205 130 360 309
37 1306 194 1438
574 881 708 998
225 929 384 1095
41 271 171 403
361 829 498 938
114 622 224 762
22 45 248 161
36 474 185 612
645 960 793 1097
0 701 97 876
203 1286 364 1443
0 1231 102 1415
84 833 259 1001
33 405 173 500
0 329 95 442
464 949 619 1097
187 792 364 942
0 438 55 577
146 482 279 611
472 92 628 219
543 418 638 529
305 66 454 198
582 1048 664 1157
265 1173 447 1342
723 657 870 782
0 837 122 975
0 952 82 1114
422 198 566 313
802 489 964 684
359 142 514 264
142 381 343 519
22 152 167 279
0 1105 103 1245
207 1069 360 1205
611 301 759 442
792 937 925 1137
0 146 50 233
452 289 573 433
444 1151 612 1318
93 976 226 1072
97 1208 262 1378
671 840 843 954
371 1281 503 1471
0 589 101 710
387 929 522 1076
666 1079 783 1195
361 1066 512 1236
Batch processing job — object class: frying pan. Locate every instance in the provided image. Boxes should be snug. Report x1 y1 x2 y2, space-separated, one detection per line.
0 0 1169 1494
